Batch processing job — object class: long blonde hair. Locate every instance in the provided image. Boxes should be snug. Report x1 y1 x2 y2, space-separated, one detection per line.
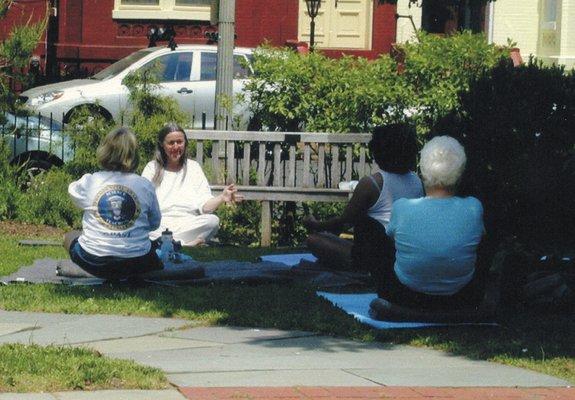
96 127 139 172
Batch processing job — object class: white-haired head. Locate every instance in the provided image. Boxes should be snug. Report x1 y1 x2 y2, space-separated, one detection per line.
420 136 466 191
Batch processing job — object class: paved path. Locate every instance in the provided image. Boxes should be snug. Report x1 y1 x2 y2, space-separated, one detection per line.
0 310 571 399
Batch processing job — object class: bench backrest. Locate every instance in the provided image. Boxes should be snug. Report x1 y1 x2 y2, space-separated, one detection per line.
185 130 375 189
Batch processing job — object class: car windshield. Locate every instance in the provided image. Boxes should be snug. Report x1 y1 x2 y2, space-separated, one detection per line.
92 48 156 81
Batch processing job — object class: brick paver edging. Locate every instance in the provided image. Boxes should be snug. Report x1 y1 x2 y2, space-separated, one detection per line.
179 386 574 400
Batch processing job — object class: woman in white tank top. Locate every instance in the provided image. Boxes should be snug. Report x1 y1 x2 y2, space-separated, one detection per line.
303 124 424 275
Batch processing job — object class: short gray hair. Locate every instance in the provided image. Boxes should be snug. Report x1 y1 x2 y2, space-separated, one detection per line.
420 136 466 190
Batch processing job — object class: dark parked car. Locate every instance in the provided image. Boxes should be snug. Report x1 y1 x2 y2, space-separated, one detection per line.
0 112 71 173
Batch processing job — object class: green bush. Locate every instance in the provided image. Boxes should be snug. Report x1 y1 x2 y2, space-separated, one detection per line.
440 60 575 247
243 32 509 135
397 31 509 134
63 107 112 176
243 46 403 133
0 142 22 220
16 168 81 229
216 201 261 246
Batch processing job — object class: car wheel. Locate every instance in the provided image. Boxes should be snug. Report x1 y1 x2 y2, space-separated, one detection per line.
64 105 113 124
24 157 53 178
13 154 60 189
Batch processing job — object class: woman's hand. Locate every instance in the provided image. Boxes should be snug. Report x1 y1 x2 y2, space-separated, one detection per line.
202 184 244 214
222 184 244 205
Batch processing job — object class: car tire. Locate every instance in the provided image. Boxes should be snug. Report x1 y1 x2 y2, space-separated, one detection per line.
64 105 113 124
13 154 61 188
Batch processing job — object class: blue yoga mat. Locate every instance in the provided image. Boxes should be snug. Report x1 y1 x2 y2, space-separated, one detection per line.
317 292 496 329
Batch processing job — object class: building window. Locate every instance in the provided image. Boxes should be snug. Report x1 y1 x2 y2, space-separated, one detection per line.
542 0 558 30
113 0 211 21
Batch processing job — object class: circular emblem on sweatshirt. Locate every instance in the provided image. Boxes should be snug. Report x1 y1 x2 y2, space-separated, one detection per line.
94 185 140 230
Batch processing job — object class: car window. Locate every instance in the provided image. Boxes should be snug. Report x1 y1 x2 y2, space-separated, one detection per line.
200 52 252 81
92 48 155 81
140 52 193 82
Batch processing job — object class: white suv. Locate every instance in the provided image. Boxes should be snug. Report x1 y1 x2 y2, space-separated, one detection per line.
20 45 254 129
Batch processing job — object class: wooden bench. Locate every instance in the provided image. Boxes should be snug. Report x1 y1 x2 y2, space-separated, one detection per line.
185 130 374 246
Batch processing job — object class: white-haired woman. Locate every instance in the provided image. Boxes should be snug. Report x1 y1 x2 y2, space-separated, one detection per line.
382 136 488 310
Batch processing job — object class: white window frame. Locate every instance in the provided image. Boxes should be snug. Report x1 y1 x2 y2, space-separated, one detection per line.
113 0 211 21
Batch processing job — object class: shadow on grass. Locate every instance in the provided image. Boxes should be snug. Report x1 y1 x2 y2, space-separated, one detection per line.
1 280 573 378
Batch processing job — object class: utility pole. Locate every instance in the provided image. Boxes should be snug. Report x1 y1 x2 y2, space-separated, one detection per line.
214 0 235 130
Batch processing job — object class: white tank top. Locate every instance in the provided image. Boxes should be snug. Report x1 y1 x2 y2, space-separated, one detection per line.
367 170 423 228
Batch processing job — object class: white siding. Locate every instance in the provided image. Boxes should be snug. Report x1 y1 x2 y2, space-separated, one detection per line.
491 0 539 58
395 0 421 43
558 0 575 68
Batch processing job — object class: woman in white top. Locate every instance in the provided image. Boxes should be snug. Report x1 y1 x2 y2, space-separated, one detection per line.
142 123 243 247
64 127 163 280
303 124 424 275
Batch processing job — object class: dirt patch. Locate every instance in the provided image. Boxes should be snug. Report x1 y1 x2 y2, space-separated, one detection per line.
0 221 65 238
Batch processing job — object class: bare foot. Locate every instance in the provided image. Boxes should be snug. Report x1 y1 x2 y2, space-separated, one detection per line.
184 238 206 248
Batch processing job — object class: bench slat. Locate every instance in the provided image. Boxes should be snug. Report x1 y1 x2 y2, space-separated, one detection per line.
345 146 353 182
359 147 366 177
288 144 296 187
318 144 325 187
242 142 250 185
257 143 265 185
186 130 371 143
196 141 203 165
212 141 221 184
226 141 235 184
211 185 351 202
303 144 311 188
331 145 339 188
273 143 281 187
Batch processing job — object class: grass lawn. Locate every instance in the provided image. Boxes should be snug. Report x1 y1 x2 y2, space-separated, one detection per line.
0 344 169 393
0 222 573 392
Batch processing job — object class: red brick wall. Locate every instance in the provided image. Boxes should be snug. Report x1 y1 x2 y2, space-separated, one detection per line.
236 0 299 48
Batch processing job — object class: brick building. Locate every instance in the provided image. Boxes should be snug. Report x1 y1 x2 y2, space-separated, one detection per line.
1 0 399 81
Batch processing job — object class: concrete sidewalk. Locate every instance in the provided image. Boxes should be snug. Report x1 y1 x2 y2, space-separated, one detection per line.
0 310 571 399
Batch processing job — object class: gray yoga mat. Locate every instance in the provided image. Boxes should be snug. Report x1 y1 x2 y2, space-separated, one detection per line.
55 258 205 281
1 256 370 288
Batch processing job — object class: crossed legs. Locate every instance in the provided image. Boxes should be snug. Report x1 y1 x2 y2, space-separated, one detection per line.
150 213 220 247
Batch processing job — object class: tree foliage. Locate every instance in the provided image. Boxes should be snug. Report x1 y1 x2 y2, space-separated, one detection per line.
0 0 47 110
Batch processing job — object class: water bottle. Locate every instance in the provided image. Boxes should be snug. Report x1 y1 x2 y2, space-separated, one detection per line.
160 228 174 265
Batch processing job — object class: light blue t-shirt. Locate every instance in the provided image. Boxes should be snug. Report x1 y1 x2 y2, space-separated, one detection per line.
386 196 485 295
